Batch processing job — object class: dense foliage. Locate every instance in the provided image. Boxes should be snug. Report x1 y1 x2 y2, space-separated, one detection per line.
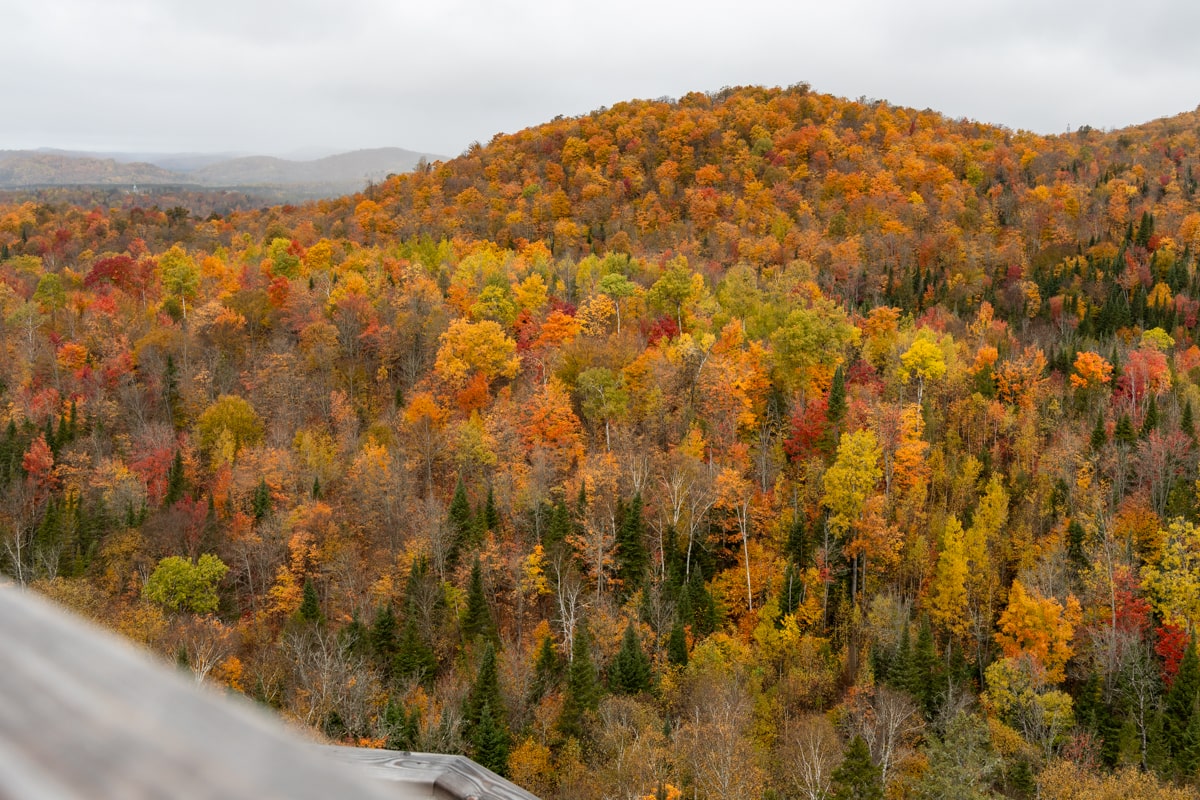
5 83 1200 797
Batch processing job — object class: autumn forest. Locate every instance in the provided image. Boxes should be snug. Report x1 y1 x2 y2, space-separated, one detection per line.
7 84 1200 798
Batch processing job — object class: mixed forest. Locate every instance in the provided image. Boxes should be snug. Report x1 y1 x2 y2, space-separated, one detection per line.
8 84 1200 798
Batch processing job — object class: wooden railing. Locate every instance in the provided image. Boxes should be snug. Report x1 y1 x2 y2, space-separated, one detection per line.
0 583 538 800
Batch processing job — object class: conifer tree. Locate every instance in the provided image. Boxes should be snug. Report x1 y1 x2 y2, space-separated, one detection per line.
463 643 510 774
1114 413 1136 447
829 735 883 800
1091 413 1107 452
667 616 689 667
615 494 648 601
462 558 495 641
544 497 571 547
529 632 560 702
298 578 322 624
559 621 600 740
1165 639 1200 764
1067 520 1088 571
610 622 652 695
369 604 400 681
448 478 473 559
483 484 500 532
252 476 272 520
383 699 420 751
164 449 186 506
1183 400 1196 442
395 614 437 684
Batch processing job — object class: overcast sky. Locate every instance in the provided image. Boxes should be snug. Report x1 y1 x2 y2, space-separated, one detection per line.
3 0 1199 159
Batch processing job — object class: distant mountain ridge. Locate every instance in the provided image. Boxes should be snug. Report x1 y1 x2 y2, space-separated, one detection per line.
0 146 441 198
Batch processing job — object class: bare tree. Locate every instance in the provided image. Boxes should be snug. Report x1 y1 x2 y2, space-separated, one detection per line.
843 685 923 788
777 713 842 800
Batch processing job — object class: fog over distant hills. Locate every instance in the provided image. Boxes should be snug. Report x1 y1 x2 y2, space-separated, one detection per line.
0 147 441 199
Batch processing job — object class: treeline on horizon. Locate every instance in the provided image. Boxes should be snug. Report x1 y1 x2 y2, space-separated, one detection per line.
5 83 1200 798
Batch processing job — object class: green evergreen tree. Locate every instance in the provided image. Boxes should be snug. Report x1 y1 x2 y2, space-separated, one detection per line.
615 494 648 601
395 615 437 684
786 516 810 567
1091 413 1107 452
559 622 600 740
827 364 848 424
298 578 322 624
610 622 652 695
667 616 689 667
369 604 400 681
528 632 561 702
462 558 495 641
483 485 500 532
904 618 939 716
1183 400 1196 442
448 478 473 559
1067 520 1087 571
471 700 511 777
829 735 883 800
462 643 510 774
164 449 187 506
1165 639 1200 764
544 497 571 547
252 476 272 520
383 699 420 751
311 475 321 499
1114 413 1136 447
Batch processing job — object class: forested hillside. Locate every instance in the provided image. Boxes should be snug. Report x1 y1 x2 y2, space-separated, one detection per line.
5 83 1200 798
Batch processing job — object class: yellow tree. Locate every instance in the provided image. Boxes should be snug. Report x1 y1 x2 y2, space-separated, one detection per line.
434 318 520 392
821 430 882 601
898 332 947 406
929 515 970 642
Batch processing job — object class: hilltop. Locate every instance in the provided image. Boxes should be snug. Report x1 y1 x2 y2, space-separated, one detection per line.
2 84 1200 799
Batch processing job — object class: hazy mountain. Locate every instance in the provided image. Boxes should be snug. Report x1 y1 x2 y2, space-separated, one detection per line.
0 146 440 198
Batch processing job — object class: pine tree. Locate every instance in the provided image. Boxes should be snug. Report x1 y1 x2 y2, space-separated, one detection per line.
1067 520 1087 571
369 604 400 681
482 485 500 532
298 578 322 624
827 364 848 424
529 633 560 702
448 478 473 560
252 476 272 520
786 516 810 567
829 735 883 800
462 558 495 641
395 615 437 684
164 449 186 506
1183 400 1196 442
667 616 689 667
471 701 511 777
463 643 510 775
545 497 571 547
1165 639 1200 764
615 494 648 601
383 699 420 751
1091 413 1107 452
610 623 652 695
1114 413 1136 447
559 621 600 740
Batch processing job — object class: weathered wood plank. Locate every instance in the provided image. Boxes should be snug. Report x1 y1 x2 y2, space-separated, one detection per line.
323 748 541 800
0 583 402 799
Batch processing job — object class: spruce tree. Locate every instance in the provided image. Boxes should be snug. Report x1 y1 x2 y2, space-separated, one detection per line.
529 633 560 702
1114 413 1136 447
298 578 322 624
615 494 648 601
829 735 883 800
1091 413 1107 452
462 643 510 775
369 604 400 681
448 478 473 560
667 616 689 667
482 485 500 533
252 476 272 520
559 622 600 740
1067 521 1087 571
164 449 186 506
610 622 652 695
1165 639 1200 762
383 699 420 751
395 615 437 684
545 498 571 547
1183 400 1196 442
462 558 495 641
